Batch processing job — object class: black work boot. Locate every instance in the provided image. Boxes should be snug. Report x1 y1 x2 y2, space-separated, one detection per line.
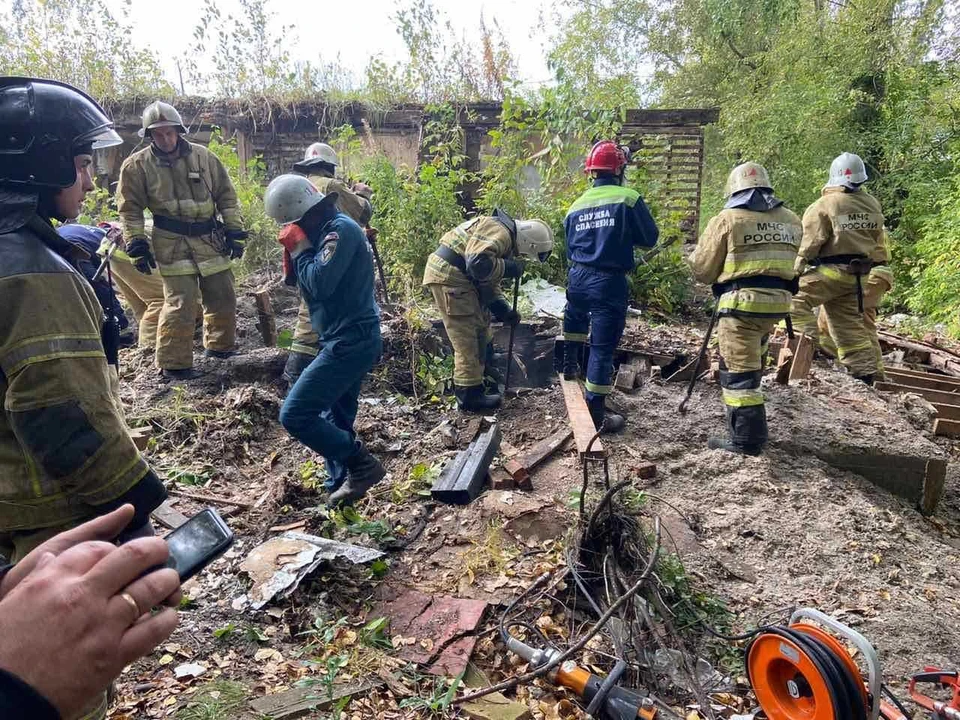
707 437 762 456
708 405 765 456
283 351 315 386
204 348 235 359
854 373 875 386
587 395 625 434
563 341 583 380
483 342 504 387
454 384 502 411
327 444 386 507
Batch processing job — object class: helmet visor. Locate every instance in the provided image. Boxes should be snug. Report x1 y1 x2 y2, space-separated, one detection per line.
76 124 123 151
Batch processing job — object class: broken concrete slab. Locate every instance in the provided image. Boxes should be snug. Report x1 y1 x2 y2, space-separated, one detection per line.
372 588 487 677
432 423 501 505
239 532 384 609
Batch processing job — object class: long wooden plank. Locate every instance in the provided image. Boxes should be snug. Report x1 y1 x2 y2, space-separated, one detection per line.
559 376 605 457
888 366 960 381
932 402 960 421
817 451 946 516
887 368 960 392
934 418 960 438
876 382 960 406
504 428 574 486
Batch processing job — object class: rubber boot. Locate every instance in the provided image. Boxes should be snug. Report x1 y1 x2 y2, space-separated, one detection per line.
483 341 504 387
707 437 762 456
587 395 625 434
327 444 386 507
854 373 875 386
708 405 765 456
563 341 583 381
455 384 502 412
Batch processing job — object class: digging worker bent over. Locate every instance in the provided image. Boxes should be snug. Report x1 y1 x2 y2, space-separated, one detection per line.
690 162 802 456
790 152 891 385
267 175 384 507
562 141 658 433
423 211 554 412
284 142 375 385
116 101 248 380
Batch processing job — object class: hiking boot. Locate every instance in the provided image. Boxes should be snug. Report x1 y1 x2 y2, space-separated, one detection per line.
454 384 502 412
161 367 197 380
327 444 386 507
587 396 626 434
283 350 315 386
204 348 235 359
854 373 875 386
707 436 762 456
563 341 583 381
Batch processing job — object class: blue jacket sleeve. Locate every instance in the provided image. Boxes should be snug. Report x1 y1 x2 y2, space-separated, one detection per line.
295 226 361 302
628 197 659 248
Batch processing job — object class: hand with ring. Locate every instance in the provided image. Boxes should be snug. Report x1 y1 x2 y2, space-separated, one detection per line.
0 533 181 719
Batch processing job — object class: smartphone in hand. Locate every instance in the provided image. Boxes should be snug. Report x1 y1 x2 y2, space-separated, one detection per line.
163 508 234 581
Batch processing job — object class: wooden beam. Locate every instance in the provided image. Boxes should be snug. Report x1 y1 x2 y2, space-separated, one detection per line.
775 347 794 385
503 428 573 489
876 382 960 407
886 368 960 393
932 402 960 421
251 288 277 347
934 418 960 438
816 451 946 516
559 376 605 457
788 333 815 382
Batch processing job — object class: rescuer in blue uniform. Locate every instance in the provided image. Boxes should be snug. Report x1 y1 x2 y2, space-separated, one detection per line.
265 174 384 507
562 141 659 432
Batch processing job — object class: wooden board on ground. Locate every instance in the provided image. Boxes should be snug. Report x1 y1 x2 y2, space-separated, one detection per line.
876 382 960 407
879 331 960 375
251 288 277 347
788 333 815 382
559 376 605 457
152 499 188 530
816 450 946 516
503 428 573 488
932 402 960 421
934 418 960 439
248 679 382 720
886 368 960 393
775 347 794 385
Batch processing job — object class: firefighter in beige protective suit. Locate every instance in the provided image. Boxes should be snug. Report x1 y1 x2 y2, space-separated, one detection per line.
283 142 375 385
690 162 802 456
116 101 247 379
423 211 553 411
790 153 890 385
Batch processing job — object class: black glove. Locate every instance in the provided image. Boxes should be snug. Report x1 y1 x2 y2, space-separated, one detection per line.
126 237 156 275
503 258 526 279
226 229 248 259
490 298 521 326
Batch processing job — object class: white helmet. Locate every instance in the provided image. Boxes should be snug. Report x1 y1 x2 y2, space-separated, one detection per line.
265 174 336 225
826 152 868 189
138 100 186 138
724 162 772 197
516 219 554 262
303 142 338 167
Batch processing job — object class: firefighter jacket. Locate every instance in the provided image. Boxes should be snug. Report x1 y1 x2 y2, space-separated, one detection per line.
564 178 658 272
798 187 885 263
0 202 166 531
292 211 379 343
691 205 802 317
116 139 243 241
422 216 513 307
306 174 372 226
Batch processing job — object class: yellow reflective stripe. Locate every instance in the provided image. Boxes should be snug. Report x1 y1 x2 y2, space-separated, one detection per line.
722 388 764 407
158 258 199 276
197 256 232 277
563 332 588 342
76 692 108 720
870 265 894 284
290 343 319 356
837 340 873 359
816 265 857 283
585 380 612 395
0 334 103 376
717 291 792 315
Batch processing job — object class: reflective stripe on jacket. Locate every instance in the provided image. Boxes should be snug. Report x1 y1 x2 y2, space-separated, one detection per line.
422 216 512 306
799 188 885 262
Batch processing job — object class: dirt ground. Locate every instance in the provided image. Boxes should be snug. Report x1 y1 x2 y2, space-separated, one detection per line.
109 277 960 719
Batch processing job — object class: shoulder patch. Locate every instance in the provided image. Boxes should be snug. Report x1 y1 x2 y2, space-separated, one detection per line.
320 231 339 264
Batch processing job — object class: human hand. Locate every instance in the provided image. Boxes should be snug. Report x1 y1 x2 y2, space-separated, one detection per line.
0 537 180 720
0 505 135 599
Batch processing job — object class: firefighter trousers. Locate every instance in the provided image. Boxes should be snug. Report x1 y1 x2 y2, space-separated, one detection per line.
717 314 777 449
562 264 628 400
109 259 165 349
816 268 892 378
156 270 236 369
427 284 490 388
790 266 877 377
279 323 382 491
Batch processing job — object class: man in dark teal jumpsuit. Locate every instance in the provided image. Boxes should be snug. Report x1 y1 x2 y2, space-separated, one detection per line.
266 174 384 507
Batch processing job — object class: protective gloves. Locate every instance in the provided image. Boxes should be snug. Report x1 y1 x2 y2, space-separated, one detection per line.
225 229 248 259
490 297 521 326
126 237 156 275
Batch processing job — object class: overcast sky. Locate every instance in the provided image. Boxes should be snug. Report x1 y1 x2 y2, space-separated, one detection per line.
104 0 562 93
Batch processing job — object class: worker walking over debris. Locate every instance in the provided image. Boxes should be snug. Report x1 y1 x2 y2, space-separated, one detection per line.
266 174 385 507
284 142 377 385
691 162 802 455
790 152 889 385
116 100 248 380
423 211 554 411
562 141 658 433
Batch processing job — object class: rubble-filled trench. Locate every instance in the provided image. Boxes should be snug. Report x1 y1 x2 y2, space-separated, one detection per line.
111 273 960 720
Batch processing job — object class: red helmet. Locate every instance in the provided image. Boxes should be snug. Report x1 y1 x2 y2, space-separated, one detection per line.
585 141 627 174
